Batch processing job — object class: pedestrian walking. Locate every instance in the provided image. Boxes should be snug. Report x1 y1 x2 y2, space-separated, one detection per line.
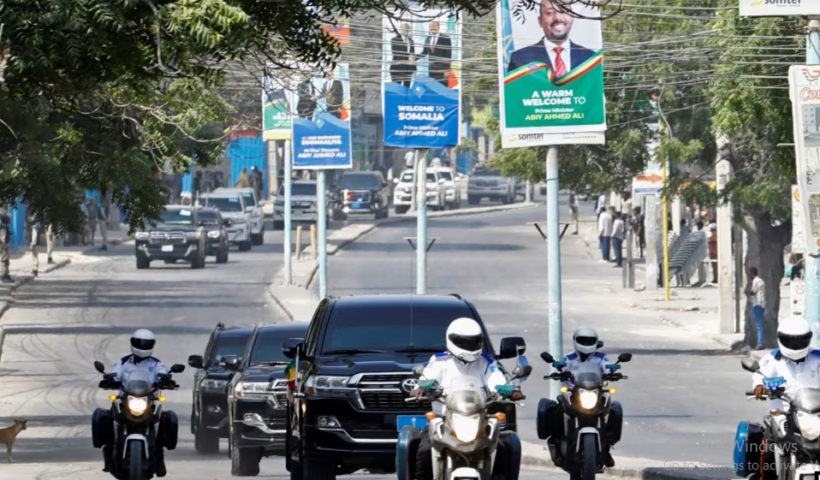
708 223 718 283
235 167 251 188
747 267 766 349
612 212 625 267
598 207 613 262
86 197 109 251
0 212 12 283
46 223 55 265
28 213 40 277
569 192 579 235
631 207 645 259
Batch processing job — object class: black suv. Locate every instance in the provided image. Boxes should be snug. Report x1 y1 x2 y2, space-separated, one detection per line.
188 323 253 454
282 294 526 480
332 171 390 220
134 206 212 269
196 207 230 264
221 324 309 476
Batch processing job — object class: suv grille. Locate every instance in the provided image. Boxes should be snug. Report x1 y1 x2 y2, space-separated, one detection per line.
149 232 186 245
361 392 431 411
355 373 431 411
345 191 371 203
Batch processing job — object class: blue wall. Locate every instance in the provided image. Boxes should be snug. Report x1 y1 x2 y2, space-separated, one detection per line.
226 136 268 199
9 201 26 250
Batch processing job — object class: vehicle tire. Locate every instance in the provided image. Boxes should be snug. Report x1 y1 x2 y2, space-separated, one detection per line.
136 256 149 270
191 252 203 269
395 206 408 215
252 233 263 246
127 441 143 480
231 445 262 476
191 405 197 435
468 195 479 205
239 240 252 252
581 435 596 480
303 452 336 480
216 248 229 264
289 442 303 480
194 414 220 454
273 221 284 230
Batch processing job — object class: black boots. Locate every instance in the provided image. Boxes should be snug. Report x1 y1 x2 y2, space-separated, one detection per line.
604 451 615 468
102 445 113 472
155 447 167 477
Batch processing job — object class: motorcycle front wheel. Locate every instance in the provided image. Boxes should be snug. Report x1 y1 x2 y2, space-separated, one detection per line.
581 435 596 480
128 441 144 480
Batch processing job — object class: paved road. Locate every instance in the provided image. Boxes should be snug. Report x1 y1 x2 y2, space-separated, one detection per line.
316 200 765 466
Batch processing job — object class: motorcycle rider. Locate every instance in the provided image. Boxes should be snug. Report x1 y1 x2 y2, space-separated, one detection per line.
102 329 171 477
412 318 523 480
751 316 820 477
546 326 617 467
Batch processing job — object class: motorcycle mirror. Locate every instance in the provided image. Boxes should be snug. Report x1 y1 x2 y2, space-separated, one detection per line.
741 358 760 373
94 361 106 374
412 365 424 377
540 352 555 364
617 353 632 363
170 364 185 373
511 365 533 380
597 340 604 349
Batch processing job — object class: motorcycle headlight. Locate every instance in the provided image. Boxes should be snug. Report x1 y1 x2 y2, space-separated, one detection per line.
797 411 820 440
186 231 201 239
127 396 149 416
135 232 149 240
578 389 599 410
450 413 481 443
207 231 220 238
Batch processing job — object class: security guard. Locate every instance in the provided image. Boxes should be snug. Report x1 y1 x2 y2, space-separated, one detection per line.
0 213 12 283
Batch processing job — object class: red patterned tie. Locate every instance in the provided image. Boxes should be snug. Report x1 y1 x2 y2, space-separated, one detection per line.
553 47 568 77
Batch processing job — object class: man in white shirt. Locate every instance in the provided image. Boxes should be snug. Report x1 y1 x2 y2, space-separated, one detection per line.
747 267 766 349
611 210 625 267
597 207 613 262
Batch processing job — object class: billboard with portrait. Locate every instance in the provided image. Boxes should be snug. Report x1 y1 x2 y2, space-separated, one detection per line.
496 0 606 148
262 76 292 141
789 65 820 254
288 64 352 169
382 9 462 148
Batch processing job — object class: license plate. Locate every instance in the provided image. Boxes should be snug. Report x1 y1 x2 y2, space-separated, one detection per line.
396 415 428 432
352 203 362 209
161 245 173 252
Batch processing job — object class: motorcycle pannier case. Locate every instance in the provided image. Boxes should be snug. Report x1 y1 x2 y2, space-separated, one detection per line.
734 421 764 477
91 408 115 448
158 410 179 450
537 398 560 440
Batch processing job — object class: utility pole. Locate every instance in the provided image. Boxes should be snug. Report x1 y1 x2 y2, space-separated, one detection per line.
546 146 563 398
417 149 428 294
284 140 293 285
317 170 328 299
806 17 820 347
659 105 671 300
716 141 736 334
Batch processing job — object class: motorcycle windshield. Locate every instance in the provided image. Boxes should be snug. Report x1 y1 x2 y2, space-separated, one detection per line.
123 369 152 397
791 372 820 413
575 361 603 390
444 375 485 415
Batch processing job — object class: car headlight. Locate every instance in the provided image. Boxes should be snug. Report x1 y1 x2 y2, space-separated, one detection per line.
207 231 220 238
127 395 149 416
201 379 228 391
305 375 350 395
579 389 599 410
236 382 273 397
232 218 246 225
797 411 820 440
135 232 149 240
186 231 202 239
450 413 481 443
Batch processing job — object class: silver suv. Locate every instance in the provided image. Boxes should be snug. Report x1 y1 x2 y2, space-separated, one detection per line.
467 167 517 205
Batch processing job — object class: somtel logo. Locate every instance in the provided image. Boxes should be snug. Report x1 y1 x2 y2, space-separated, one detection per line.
752 0 801 5
517 134 544 142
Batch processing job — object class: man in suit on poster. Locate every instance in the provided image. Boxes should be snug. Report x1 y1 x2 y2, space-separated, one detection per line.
390 22 416 88
322 70 344 119
421 21 452 86
507 0 595 76
296 77 317 119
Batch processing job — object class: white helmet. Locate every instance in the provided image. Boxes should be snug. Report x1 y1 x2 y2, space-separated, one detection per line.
446 318 484 363
131 329 156 359
778 316 812 361
573 326 599 355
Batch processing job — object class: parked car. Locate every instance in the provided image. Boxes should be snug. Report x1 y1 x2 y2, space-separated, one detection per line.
195 207 229 264
220 324 309 476
134 206 208 269
273 181 330 229
202 192 252 252
188 323 253 453
432 167 461 209
467 167 517 205
214 187 266 246
332 171 390 220
283 294 526 480
392 169 446 214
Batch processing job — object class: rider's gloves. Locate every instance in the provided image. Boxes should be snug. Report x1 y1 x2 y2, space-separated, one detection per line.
754 385 767 400
496 385 515 398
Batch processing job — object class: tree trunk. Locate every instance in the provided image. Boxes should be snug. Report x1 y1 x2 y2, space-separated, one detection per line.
742 209 790 348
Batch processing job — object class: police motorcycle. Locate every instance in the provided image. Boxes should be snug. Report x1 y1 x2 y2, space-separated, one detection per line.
536 351 631 480
91 360 184 480
395 364 532 480
735 358 820 480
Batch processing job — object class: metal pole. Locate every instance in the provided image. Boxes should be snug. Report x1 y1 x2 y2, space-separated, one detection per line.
284 140 293 285
546 147 563 398
525 180 532 203
317 170 328 299
807 17 820 347
295 225 303 260
417 149 428 294
661 122 671 300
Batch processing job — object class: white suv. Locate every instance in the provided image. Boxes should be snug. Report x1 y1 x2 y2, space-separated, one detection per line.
214 187 265 245
392 169 445 214
431 167 461 209
201 193 252 251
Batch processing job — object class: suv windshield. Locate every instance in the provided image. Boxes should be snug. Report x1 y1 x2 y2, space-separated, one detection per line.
474 169 501 177
278 183 317 196
249 329 293 365
338 174 381 190
439 171 453 181
205 196 243 212
211 333 249 366
161 209 195 225
321 306 481 355
399 173 437 183
198 210 221 225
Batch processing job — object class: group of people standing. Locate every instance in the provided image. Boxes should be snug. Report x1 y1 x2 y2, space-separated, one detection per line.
234 167 265 200
296 70 344 120
390 20 453 87
595 193 646 268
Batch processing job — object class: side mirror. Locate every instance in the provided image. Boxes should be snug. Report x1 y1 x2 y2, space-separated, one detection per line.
94 361 106 374
617 353 632 363
170 364 185 373
223 219 232 227
283 338 304 359
741 358 760 373
412 365 424 377
188 355 204 369
597 340 604 349
499 336 527 360
393 178 400 184
220 355 240 371
540 352 555 364
510 365 533 380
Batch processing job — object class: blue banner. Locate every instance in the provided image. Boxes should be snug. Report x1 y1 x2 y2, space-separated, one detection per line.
384 77 460 148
